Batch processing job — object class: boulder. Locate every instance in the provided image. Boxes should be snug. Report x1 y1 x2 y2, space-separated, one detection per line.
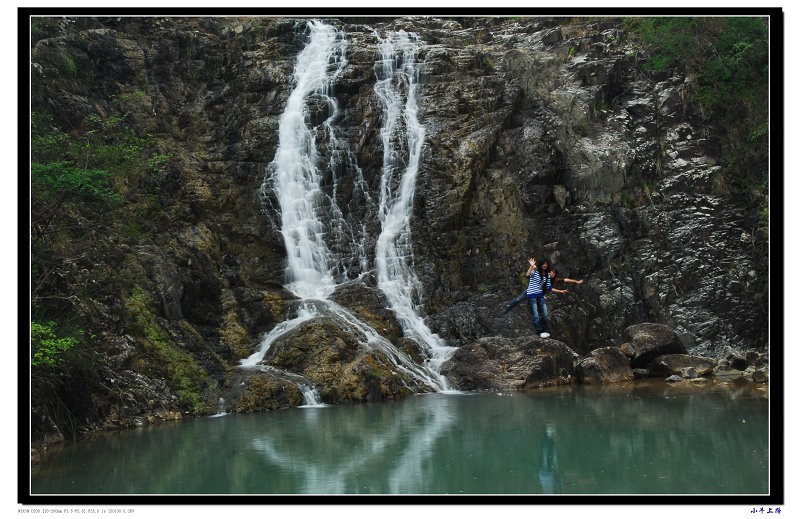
619 342 635 357
263 315 429 403
648 353 715 378
232 372 305 413
441 336 578 391
712 367 746 381
752 369 769 383
625 323 688 369
576 347 634 384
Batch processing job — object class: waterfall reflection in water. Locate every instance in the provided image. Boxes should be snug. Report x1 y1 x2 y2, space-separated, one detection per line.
30 382 769 496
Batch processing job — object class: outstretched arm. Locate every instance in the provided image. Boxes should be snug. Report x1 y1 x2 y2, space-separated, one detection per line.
564 278 584 284
525 258 536 277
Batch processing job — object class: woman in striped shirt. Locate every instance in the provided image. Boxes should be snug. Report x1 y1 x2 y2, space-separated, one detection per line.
525 257 551 338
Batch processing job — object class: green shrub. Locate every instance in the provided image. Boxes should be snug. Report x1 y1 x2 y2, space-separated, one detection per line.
31 161 121 204
31 320 81 368
32 110 167 200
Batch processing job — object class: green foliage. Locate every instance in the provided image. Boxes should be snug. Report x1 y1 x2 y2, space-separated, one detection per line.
30 99 175 427
624 17 768 114
31 320 81 367
70 113 162 176
30 112 70 161
32 161 121 203
147 153 169 171
32 109 166 192
50 51 79 78
620 193 636 208
594 100 609 113
692 18 769 118
31 108 169 238
624 17 711 72
624 17 769 200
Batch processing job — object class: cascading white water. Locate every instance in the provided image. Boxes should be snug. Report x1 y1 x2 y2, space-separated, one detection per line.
297 384 326 408
209 397 227 418
244 21 455 399
242 298 447 393
263 20 347 300
240 303 320 366
373 30 457 390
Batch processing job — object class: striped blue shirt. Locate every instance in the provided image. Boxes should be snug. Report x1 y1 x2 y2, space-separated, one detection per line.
526 270 551 298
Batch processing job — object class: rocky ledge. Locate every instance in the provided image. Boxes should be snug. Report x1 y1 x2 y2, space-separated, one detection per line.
442 323 768 390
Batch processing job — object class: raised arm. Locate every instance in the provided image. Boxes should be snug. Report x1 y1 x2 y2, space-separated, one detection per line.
525 258 536 277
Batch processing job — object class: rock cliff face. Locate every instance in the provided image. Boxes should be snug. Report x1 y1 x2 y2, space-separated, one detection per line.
29 16 768 441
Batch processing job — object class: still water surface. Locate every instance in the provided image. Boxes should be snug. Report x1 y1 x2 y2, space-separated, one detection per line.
30 381 769 495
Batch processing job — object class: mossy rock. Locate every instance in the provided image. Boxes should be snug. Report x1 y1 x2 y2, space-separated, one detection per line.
234 373 304 413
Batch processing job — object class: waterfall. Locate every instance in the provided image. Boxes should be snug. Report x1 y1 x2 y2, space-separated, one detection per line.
209 397 227 418
240 303 320 366
245 20 455 398
373 30 457 390
297 384 325 408
260 20 347 299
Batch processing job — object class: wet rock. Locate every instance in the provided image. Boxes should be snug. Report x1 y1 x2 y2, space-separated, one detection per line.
441 336 577 390
752 369 768 383
624 323 688 369
648 353 715 378
713 367 746 381
726 349 749 371
231 372 304 412
576 347 634 384
330 277 404 345
263 316 428 403
619 342 635 357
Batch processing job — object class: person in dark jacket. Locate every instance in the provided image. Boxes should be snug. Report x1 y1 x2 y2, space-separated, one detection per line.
546 267 584 294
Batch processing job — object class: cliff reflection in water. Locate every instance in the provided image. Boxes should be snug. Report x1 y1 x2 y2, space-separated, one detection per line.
30 382 768 495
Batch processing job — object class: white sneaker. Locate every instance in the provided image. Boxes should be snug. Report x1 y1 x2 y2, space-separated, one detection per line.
540 332 550 338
